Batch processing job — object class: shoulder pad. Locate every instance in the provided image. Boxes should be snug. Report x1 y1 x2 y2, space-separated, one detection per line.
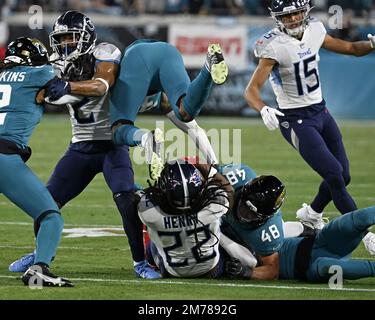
308 17 326 32
254 29 280 59
93 42 122 64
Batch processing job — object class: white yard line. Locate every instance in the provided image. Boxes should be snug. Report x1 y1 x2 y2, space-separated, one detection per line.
0 274 374 293
0 221 123 228
0 245 129 251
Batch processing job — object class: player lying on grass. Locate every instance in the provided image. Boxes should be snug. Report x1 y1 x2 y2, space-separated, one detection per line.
136 159 251 278
137 158 317 279
224 175 375 282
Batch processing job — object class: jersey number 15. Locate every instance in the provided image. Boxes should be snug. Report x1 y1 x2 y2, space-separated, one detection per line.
293 55 320 96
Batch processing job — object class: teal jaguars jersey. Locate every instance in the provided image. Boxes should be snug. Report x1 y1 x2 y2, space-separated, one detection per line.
0 64 54 148
278 237 304 279
224 207 284 257
218 163 257 191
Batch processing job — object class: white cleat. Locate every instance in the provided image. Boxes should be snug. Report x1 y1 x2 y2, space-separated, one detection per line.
362 232 375 255
296 203 327 230
142 128 164 165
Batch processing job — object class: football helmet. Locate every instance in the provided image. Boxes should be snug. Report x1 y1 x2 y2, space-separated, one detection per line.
49 10 97 61
269 0 312 38
158 159 204 214
5 37 49 66
236 175 285 228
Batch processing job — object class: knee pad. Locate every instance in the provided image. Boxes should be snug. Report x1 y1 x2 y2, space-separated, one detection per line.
34 210 63 237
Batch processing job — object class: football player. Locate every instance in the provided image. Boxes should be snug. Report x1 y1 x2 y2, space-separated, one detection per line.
244 0 375 254
137 159 234 278
8 11 160 279
108 39 228 179
225 177 375 283
218 162 314 239
0 37 72 287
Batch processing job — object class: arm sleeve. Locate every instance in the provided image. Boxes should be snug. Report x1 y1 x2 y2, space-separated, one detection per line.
45 94 84 105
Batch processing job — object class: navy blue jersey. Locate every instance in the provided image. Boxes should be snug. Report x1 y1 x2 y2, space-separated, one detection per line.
0 64 54 148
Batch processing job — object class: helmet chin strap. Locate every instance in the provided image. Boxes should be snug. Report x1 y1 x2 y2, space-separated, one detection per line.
285 24 306 38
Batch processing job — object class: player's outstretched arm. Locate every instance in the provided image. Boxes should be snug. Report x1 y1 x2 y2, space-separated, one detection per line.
322 34 374 57
244 58 276 112
69 61 119 96
244 58 284 131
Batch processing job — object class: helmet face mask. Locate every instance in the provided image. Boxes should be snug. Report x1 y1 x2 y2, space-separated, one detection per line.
236 175 286 228
270 0 312 38
49 11 97 62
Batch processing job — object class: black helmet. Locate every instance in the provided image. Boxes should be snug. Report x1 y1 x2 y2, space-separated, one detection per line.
236 175 285 227
49 10 97 61
158 159 204 214
5 37 49 66
269 0 312 38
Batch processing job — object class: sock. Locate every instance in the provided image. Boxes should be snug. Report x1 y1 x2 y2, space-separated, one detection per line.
166 111 218 164
182 67 212 118
34 211 63 265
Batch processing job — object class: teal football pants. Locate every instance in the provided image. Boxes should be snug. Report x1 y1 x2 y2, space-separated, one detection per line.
109 41 212 146
307 206 375 281
0 154 63 265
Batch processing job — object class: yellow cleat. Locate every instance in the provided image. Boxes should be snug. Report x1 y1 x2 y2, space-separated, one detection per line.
205 44 228 85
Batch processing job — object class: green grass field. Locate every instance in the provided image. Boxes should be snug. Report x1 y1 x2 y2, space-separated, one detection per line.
0 115 374 300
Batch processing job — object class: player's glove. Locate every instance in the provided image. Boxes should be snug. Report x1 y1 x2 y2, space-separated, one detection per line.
45 77 71 102
368 34 375 49
225 258 253 279
260 106 285 131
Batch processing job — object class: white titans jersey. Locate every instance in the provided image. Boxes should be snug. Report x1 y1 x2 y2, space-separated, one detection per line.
254 18 327 109
50 42 121 143
138 187 229 277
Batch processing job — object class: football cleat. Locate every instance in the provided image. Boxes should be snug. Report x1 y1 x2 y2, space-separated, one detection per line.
9 252 35 273
134 260 162 279
296 203 327 230
142 128 164 165
205 44 228 85
362 232 375 255
21 264 73 287
149 152 164 181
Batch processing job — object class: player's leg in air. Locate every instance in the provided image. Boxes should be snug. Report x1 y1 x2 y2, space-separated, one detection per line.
306 206 375 282
110 41 228 177
147 92 219 165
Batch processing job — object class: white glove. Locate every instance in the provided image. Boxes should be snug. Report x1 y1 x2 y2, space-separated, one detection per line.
368 34 375 49
260 106 285 131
